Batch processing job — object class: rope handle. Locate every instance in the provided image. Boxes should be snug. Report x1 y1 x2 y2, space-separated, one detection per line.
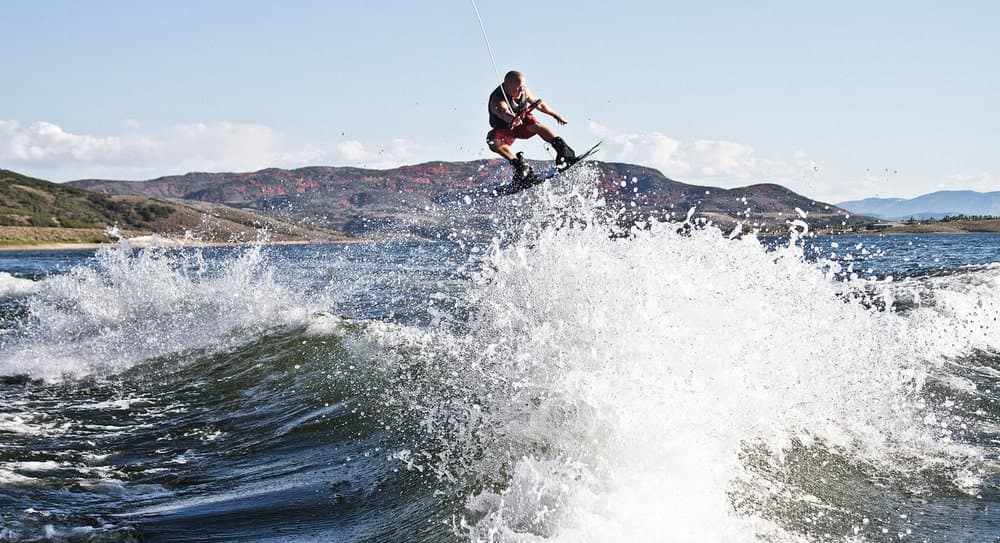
510 99 542 128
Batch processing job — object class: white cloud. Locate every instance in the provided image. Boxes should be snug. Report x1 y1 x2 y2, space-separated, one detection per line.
589 121 819 187
162 122 294 172
0 120 134 163
586 123 1000 202
0 120 425 181
331 138 426 169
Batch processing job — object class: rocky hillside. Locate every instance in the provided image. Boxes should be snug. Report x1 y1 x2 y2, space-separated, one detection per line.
69 160 864 237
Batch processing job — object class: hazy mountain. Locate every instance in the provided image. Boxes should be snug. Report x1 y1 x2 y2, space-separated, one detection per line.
838 190 1000 220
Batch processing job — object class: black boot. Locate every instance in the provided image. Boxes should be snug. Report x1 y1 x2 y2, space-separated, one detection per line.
509 152 535 185
552 137 576 169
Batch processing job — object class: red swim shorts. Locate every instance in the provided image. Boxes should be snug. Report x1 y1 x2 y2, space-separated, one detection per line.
486 113 538 148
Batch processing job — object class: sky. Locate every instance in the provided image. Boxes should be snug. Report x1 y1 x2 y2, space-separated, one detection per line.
2 0 998 202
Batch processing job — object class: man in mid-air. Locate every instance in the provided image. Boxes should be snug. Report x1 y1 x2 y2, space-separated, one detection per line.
486 70 576 187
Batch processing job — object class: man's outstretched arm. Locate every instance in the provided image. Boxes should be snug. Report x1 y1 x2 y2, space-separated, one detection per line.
535 102 567 125
527 89 567 125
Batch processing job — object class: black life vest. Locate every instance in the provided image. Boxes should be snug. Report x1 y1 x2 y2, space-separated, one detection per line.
488 86 528 129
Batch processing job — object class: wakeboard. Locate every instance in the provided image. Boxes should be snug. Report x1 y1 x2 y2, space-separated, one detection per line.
536 140 602 182
490 141 602 198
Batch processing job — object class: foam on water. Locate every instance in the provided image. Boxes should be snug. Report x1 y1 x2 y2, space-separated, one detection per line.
893 263 1000 357
0 410 70 437
362 167 992 542
0 271 39 299
0 240 316 381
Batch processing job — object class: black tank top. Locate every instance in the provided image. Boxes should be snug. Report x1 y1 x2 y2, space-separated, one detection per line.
488 86 528 129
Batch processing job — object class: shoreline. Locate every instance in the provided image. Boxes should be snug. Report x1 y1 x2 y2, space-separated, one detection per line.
3 230 997 252
813 229 1000 236
0 238 362 252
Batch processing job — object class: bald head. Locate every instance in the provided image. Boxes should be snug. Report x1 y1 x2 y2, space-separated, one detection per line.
502 70 525 99
504 70 523 84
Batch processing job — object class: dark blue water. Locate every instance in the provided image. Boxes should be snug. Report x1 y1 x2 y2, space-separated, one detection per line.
801 233 1000 279
0 230 998 542
0 248 99 279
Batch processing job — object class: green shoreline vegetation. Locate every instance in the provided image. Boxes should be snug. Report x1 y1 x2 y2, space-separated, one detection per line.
1 169 349 248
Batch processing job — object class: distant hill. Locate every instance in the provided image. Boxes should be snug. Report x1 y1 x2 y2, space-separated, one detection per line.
838 190 1000 220
69 160 861 237
2 168 177 230
0 169 346 246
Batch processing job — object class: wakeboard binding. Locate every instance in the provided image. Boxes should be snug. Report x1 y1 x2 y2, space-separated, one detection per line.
509 152 537 187
552 137 577 170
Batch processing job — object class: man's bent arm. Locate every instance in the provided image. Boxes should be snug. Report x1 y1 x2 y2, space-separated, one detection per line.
490 99 516 125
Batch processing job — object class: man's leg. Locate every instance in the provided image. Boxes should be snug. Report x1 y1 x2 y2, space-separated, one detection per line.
488 140 516 161
525 122 557 143
488 132 533 184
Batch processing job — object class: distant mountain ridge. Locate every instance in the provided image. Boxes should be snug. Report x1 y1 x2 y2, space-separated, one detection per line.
69 160 860 237
838 190 1000 220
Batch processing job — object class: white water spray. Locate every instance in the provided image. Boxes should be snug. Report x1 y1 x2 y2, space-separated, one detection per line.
0 240 316 380
365 170 990 542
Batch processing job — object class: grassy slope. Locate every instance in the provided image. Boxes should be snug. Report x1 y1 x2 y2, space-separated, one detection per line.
1 169 176 229
0 169 348 246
